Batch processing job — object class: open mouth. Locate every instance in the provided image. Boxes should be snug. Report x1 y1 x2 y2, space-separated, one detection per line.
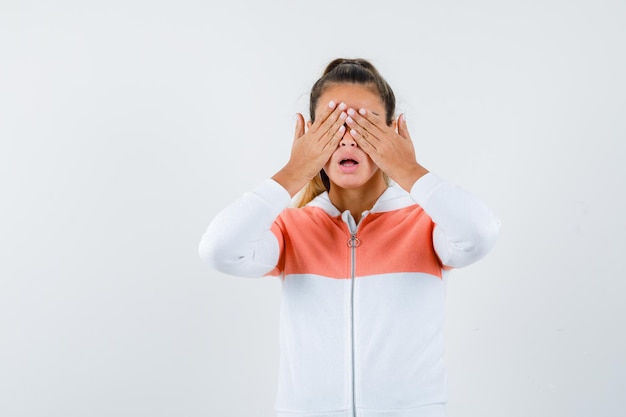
340 159 359 167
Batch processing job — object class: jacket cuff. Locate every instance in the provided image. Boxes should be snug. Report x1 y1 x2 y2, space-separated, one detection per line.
409 172 445 209
250 178 292 216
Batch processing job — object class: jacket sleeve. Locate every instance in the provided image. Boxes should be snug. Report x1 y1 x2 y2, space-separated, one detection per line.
198 179 291 278
409 173 501 269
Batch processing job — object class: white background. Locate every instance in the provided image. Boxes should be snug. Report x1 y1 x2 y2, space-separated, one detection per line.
1 1 625 416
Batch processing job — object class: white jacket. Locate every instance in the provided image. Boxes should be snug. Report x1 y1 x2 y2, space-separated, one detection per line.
199 173 500 417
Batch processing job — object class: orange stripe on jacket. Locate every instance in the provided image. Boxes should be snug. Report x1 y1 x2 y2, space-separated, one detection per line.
267 205 444 279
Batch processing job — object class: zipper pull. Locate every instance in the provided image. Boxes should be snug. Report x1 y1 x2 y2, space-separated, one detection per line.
347 233 361 248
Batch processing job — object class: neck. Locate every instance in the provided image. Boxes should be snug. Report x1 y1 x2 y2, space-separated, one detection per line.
328 176 388 223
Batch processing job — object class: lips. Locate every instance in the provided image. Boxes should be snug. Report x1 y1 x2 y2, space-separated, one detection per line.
340 159 359 167
337 156 360 173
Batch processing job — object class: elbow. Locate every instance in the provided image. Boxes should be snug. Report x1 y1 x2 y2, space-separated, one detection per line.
198 230 239 274
474 216 501 260
440 216 501 269
198 235 225 272
198 234 276 278
198 238 243 276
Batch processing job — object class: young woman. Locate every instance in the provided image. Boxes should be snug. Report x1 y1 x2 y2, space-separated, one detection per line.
199 58 500 417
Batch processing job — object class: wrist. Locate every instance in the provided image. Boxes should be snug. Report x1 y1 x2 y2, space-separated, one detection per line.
272 164 313 197
393 164 429 192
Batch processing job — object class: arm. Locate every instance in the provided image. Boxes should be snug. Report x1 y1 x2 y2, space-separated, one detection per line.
198 179 290 278
346 109 500 268
200 100 349 276
410 173 500 268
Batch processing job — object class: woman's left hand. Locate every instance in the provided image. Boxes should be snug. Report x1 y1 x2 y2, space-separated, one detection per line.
345 109 429 192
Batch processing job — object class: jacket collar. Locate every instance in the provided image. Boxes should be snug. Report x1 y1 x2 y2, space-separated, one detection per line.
306 183 415 216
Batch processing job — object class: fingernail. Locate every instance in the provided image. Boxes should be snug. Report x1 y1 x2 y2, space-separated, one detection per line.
340 112 347 120
359 108 367 116
346 116 354 124
328 101 336 108
347 109 356 116
338 102 347 110
339 125 346 133
403 114 408 124
350 129 358 136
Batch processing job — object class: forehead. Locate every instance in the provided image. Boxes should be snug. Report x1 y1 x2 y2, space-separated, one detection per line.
318 83 385 113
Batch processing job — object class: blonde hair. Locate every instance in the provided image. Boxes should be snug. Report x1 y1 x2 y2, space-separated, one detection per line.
294 174 329 208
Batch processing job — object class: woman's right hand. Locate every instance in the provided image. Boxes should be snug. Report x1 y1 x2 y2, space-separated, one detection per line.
272 101 347 196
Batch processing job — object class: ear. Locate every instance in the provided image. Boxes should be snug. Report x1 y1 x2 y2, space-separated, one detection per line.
392 118 398 131
306 120 312 130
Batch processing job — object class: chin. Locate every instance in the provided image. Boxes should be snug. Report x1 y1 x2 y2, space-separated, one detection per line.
331 182 365 190
327 174 380 190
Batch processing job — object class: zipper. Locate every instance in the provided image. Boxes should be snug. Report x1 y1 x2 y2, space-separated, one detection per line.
343 211 367 417
348 231 359 417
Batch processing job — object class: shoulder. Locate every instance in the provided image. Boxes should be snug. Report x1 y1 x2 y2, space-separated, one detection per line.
277 205 338 226
370 183 421 214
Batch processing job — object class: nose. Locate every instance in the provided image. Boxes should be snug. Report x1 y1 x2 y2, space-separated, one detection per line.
340 127 357 147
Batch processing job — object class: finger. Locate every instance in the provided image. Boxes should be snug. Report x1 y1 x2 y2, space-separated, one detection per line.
294 113 305 139
324 124 346 151
308 100 335 133
350 127 378 152
345 114 378 147
323 109 348 143
359 108 389 130
348 108 390 135
316 102 347 138
310 100 343 133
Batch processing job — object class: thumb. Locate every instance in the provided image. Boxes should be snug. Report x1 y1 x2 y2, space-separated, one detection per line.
294 113 305 138
398 113 410 139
